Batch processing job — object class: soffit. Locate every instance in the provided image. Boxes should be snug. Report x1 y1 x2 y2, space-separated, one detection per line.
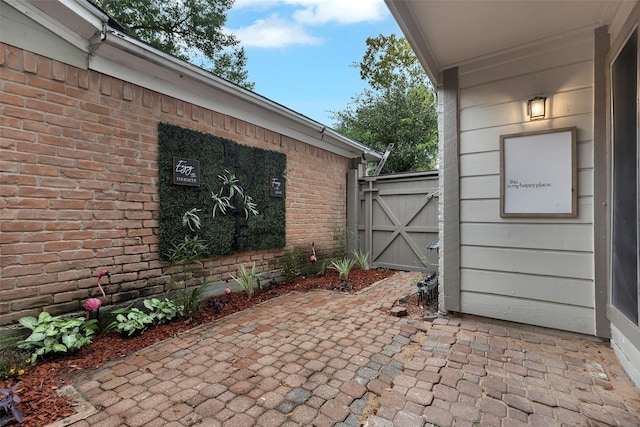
386 0 624 85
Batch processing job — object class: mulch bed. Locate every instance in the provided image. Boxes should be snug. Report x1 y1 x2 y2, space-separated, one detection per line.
1 267 406 427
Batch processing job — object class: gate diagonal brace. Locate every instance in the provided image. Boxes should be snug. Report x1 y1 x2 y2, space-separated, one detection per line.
373 191 439 268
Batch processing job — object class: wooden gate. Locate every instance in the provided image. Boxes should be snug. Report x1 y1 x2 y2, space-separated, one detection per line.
355 171 439 272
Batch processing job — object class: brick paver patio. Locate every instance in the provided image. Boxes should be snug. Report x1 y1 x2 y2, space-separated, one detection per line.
62 271 640 426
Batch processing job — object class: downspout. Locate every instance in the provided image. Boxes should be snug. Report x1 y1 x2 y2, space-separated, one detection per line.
440 67 461 315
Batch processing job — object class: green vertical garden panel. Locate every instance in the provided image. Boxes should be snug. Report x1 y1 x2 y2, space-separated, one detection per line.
158 123 286 260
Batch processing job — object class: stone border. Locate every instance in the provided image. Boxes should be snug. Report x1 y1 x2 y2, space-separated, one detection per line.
49 385 97 427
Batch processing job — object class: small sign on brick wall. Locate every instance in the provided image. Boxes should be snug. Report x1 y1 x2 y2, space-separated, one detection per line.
270 176 285 197
173 157 200 187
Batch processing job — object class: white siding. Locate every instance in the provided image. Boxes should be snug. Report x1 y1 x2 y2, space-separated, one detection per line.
0 2 86 69
456 31 595 335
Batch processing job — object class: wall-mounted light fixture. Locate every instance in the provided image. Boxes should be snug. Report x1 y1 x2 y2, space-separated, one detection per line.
527 96 547 120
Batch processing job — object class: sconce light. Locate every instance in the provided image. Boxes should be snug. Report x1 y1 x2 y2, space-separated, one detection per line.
527 96 547 120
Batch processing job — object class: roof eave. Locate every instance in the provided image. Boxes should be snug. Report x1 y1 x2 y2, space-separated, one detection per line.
384 0 442 86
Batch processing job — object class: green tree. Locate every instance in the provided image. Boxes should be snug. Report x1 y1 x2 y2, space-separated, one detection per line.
93 0 254 90
332 34 438 173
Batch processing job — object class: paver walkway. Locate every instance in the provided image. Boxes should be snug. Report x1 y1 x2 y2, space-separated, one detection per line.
64 271 640 426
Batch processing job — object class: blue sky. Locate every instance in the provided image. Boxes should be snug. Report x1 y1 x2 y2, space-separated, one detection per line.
224 0 402 127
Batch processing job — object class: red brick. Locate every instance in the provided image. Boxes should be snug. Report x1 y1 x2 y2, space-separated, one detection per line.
1 221 44 232
5 45 21 69
0 232 21 244
51 61 66 81
44 221 81 231
16 210 56 221
18 187 59 198
43 241 81 252
47 115 82 130
65 65 79 86
34 55 49 76
3 104 45 121
11 295 53 311
21 253 58 264
2 288 39 302
2 242 43 255
28 74 66 93
59 250 95 261
49 200 85 212
0 91 25 107
0 68 27 84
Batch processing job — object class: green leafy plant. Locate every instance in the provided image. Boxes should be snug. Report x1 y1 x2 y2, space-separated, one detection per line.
211 170 260 220
0 336 29 380
219 169 244 198
231 263 261 299
211 190 232 218
241 194 259 219
108 307 155 336
0 382 23 427
352 249 370 270
167 206 210 319
17 312 97 361
318 260 328 276
182 208 202 232
144 298 179 324
332 226 356 258
174 282 209 319
167 235 208 264
330 257 358 282
158 123 286 261
282 248 302 279
212 169 242 219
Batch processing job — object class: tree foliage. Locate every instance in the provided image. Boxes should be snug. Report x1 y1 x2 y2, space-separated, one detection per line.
93 0 254 90
332 34 438 174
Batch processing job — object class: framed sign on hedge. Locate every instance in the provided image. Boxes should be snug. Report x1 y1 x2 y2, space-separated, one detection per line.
500 127 577 218
158 123 286 260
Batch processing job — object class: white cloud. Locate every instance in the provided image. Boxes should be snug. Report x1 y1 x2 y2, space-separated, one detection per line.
228 0 388 48
292 0 388 25
234 0 387 24
230 14 322 48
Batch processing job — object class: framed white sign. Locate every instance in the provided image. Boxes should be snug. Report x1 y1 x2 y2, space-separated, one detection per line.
500 127 577 217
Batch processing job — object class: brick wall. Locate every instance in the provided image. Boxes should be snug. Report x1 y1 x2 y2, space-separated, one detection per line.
0 42 350 326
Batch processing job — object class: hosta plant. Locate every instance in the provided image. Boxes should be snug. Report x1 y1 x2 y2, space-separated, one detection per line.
144 298 179 324
17 312 97 361
108 307 155 336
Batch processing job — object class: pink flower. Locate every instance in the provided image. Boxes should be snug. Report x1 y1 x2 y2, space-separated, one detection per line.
225 287 231 294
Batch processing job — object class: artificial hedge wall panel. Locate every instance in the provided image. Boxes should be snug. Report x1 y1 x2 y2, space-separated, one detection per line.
158 122 286 261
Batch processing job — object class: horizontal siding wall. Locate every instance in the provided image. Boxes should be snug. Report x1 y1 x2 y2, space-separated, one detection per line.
456 32 595 335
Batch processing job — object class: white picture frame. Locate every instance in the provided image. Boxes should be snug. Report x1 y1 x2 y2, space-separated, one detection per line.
500 127 577 218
